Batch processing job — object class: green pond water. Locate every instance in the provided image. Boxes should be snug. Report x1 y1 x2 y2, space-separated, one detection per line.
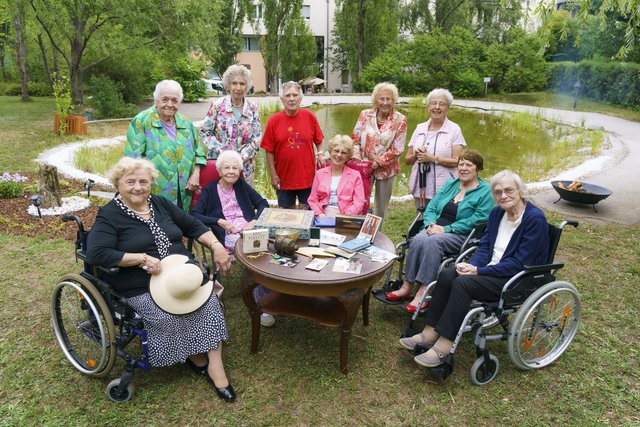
251 105 600 200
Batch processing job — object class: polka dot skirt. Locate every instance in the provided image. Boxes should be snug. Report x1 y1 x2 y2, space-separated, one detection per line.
127 292 228 367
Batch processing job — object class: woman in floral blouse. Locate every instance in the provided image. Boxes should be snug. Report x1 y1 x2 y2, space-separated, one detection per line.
125 80 206 212
200 65 262 185
351 82 407 217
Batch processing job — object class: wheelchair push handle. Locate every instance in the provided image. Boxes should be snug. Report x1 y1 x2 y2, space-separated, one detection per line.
559 219 579 229
62 214 86 234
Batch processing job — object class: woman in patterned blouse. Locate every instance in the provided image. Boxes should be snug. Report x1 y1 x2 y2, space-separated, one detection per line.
351 82 408 217
200 65 262 185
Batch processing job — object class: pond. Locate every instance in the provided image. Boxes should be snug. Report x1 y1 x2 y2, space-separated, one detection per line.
77 104 602 201
251 104 602 200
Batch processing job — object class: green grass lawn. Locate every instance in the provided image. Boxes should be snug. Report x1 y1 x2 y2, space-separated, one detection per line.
0 207 638 425
0 95 638 425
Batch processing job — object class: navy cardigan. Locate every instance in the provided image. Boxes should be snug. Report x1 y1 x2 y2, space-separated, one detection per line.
190 178 269 243
469 201 549 278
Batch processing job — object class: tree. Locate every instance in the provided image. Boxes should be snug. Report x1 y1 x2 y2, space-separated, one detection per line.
332 0 399 87
279 17 318 83
261 0 313 93
11 0 29 101
0 0 10 81
537 0 640 59
399 0 522 43
210 0 254 77
29 0 223 105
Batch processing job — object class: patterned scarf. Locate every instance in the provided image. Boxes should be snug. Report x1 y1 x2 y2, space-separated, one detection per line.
115 195 172 258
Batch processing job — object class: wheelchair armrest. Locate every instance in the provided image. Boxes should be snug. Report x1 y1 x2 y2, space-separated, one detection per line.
522 262 564 274
97 265 120 275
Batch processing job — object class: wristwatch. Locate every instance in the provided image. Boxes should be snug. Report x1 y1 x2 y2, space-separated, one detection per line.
434 157 439 164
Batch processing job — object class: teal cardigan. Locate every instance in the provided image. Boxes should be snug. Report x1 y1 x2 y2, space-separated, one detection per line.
422 177 494 235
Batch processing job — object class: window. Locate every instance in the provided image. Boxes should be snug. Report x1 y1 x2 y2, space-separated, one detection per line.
243 36 260 52
341 70 349 85
301 5 310 19
255 4 263 19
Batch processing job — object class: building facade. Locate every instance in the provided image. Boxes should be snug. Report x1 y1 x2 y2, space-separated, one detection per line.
236 0 350 93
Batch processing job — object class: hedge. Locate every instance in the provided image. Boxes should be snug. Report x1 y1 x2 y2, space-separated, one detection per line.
547 61 640 110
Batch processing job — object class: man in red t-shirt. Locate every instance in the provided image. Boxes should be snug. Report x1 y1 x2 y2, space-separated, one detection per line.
261 81 325 208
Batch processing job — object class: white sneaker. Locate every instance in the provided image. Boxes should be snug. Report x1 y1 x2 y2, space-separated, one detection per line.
260 313 275 327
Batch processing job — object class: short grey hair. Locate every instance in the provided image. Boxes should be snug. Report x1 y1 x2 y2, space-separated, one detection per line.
490 170 528 201
222 64 253 93
426 88 453 107
108 157 159 187
153 80 183 103
371 82 398 105
328 134 354 159
279 81 303 98
216 150 243 173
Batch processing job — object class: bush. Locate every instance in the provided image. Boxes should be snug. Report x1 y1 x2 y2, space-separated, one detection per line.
0 181 23 199
169 58 207 103
2 82 52 96
87 75 138 119
547 61 640 109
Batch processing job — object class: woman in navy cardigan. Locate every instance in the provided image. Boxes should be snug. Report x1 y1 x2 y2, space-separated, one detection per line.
190 150 268 250
399 170 550 371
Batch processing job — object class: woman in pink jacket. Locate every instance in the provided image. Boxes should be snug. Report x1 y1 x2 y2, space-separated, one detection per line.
308 135 366 217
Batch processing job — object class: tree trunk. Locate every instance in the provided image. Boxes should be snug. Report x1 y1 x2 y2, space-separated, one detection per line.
38 164 62 208
13 4 30 102
70 36 84 105
357 0 365 79
37 33 54 92
0 22 8 81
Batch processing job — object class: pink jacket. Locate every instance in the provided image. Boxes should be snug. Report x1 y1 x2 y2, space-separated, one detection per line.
307 166 366 216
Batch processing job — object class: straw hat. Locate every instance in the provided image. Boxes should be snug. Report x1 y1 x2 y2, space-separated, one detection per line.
149 254 212 315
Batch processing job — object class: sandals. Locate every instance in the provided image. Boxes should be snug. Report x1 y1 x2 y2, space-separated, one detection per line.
413 347 448 368
399 333 434 351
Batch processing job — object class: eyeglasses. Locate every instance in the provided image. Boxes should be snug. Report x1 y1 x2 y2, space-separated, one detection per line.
493 187 516 197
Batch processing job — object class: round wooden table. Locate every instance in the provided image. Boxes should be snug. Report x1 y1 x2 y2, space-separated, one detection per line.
235 231 395 374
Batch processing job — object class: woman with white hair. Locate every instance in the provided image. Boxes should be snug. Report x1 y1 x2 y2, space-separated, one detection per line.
351 82 407 217
398 170 550 376
190 150 268 252
125 79 206 212
200 65 262 185
405 88 466 210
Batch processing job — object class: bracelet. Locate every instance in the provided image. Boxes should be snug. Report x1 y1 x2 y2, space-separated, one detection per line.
139 253 148 268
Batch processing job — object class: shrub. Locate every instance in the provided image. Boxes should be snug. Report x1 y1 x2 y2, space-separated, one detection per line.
87 75 138 119
28 82 52 97
0 181 23 199
169 58 207 103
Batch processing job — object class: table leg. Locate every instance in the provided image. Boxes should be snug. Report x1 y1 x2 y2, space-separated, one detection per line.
337 287 366 374
362 286 372 326
240 268 261 353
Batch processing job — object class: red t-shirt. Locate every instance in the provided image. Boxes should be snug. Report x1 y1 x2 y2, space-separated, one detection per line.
260 109 324 190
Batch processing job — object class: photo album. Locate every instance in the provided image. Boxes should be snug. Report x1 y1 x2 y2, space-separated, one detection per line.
337 213 382 253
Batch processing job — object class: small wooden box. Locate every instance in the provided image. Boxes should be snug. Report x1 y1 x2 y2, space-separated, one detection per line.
242 229 269 253
255 208 314 240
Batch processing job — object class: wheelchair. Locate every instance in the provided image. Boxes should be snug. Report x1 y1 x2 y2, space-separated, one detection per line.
412 220 581 385
51 214 218 402
372 208 487 322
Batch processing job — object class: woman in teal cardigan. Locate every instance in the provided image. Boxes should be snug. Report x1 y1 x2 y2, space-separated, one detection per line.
126 80 207 212
385 150 494 312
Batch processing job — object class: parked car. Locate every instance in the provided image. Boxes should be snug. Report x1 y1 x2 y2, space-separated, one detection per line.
202 70 224 95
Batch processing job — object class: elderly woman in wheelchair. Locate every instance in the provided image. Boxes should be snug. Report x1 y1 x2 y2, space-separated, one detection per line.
385 150 493 312
399 170 556 376
85 157 236 402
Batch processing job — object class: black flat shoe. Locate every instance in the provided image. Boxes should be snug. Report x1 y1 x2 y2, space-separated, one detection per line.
206 376 236 402
185 358 208 376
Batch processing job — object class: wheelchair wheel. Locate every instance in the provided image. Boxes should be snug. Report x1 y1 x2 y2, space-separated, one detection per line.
106 378 135 403
51 274 116 377
508 281 581 370
470 354 500 386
